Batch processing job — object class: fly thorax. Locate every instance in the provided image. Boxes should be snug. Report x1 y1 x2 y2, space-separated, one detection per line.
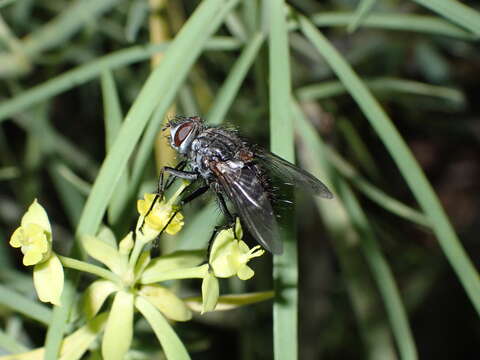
217 160 244 174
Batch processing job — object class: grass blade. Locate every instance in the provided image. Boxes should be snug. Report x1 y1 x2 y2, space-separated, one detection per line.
207 32 264 125
135 296 190 360
298 15 480 316
340 181 418 360
347 0 377 33
101 71 130 226
0 284 52 325
325 148 430 228
412 0 480 36
0 38 240 124
128 0 240 200
267 1 297 359
306 12 476 40
0 329 29 354
48 161 86 227
297 77 465 106
291 102 398 359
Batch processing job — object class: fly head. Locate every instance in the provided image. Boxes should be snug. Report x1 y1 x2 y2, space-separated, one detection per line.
166 116 203 155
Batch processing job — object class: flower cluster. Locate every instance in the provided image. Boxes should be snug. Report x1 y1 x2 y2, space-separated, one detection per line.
7 183 271 360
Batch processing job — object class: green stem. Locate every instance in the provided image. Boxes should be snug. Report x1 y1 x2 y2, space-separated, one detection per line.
129 238 147 269
58 256 122 286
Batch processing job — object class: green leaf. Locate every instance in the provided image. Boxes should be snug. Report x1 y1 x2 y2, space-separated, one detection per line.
0 328 29 354
135 296 191 360
268 1 297 359
100 71 129 226
127 0 241 199
207 32 265 125
59 313 108 360
291 101 398 358
296 77 465 106
125 0 148 43
298 15 480 317
412 0 480 36
347 0 377 33
339 181 418 360
0 284 52 325
0 37 240 123
325 147 430 227
306 12 476 40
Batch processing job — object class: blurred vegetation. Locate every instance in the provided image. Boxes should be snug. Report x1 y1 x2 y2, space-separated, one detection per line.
1 0 480 359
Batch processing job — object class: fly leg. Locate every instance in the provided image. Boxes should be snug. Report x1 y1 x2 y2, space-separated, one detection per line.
140 162 198 234
215 193 241 239
202 192 239 264
203 222 234 266
216 192 235 225
150 184 209 257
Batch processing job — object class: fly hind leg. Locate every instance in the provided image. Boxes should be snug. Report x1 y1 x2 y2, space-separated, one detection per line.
202 192 240 264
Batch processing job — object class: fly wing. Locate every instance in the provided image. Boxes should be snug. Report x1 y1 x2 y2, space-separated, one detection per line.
255 148 333 199
214 162 283 255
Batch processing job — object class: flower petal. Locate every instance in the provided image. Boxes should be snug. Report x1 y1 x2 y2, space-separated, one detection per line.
21 199 51 234
135 296 190 360
140 285 192 322
142 250 205 278
209 228 234 262
96 226 118 248
201 270 219 314
102 291 134 360
237 265 254 280
141 264 208 284
82 280 119 319
184 290 274 312
119 232 134 256
24 250 43 266
82 235 127 276
33 253 64 305
9 227 24 248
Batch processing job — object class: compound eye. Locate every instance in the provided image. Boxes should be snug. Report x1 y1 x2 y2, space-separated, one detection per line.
173 122 193 147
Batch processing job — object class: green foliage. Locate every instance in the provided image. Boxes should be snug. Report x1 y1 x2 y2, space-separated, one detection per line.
1 0 480 359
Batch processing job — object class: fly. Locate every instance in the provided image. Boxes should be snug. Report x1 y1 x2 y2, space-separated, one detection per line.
152 116 333 255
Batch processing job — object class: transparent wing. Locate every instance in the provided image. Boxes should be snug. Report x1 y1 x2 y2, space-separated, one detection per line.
215 163 283 255
255 148 334 199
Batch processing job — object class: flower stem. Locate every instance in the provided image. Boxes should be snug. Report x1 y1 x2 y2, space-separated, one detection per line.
129 238 146 269
58 256 122 286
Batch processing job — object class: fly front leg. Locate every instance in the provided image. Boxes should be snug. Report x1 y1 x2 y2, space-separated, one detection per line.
140 162 199 234
149 184 209 258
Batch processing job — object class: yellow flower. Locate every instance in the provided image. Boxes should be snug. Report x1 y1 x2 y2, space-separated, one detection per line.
10 199 52 266
9 199 64 305
209 220 265 280
137 193 184 235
